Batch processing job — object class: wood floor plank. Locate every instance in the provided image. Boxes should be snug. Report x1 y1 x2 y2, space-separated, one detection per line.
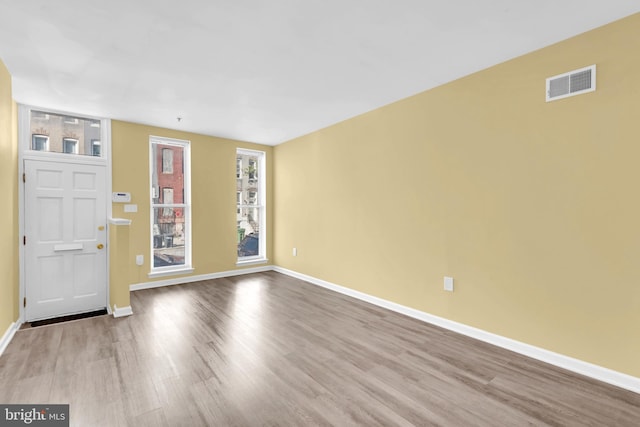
1 271 638 426
0 372 54 403
72 399 128 427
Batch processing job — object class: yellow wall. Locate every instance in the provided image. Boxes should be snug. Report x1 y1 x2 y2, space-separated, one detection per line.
0 60 18 334
273 13 640 377
110 121 273 294
109 222 131 310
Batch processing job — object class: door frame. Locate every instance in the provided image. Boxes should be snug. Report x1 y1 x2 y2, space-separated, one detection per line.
17 104 113 324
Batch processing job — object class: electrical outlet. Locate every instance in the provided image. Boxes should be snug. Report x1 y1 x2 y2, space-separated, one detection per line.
293 247 297 256
136 254 144 266
444 276 454 292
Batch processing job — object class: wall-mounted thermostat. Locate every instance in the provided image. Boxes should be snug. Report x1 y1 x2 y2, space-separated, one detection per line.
112 192 131 203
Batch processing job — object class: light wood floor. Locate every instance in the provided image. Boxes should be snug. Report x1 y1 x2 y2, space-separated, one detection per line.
1 271 638 426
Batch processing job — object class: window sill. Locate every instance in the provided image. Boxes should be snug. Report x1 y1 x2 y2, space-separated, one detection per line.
148 267 194 279
236 258 269 267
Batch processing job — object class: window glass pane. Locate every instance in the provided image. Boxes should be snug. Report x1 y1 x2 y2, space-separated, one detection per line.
32 111 49 120
162 148 173 173
152 207 186 267
248 159 257 180
237 207 260 257
236 158 242 179
162 188 174 216
151 144 184 205
29 110 102 156
91 140 101 156
247 191 258 205
63 138 78 154
237 154 259 194
32 135 48 151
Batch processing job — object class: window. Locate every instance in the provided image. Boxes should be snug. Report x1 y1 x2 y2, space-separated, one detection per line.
248 159 257 181
150 137 191 275
162 187 174 216
31 111 49 120
162 148 173 173
28 111 102 156
91 140 101 156
236 149 266 263
63 138 78 154
248 191 257 204
236 158 242 179
31 134 49 151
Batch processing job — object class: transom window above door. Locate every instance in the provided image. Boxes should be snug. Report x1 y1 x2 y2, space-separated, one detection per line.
29 110 102 157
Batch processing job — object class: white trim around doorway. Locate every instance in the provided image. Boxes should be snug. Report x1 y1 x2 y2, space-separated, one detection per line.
17 104 113 324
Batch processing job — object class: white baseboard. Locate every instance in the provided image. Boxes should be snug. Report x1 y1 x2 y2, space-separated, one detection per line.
0 321 20 358
272 266 640 395
130 265 273 291
112 305 133 318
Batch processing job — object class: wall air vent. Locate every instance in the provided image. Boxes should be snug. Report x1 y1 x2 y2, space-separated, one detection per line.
546 64 596 102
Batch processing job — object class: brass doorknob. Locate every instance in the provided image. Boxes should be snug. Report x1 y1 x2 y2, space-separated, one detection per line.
97 244 104 249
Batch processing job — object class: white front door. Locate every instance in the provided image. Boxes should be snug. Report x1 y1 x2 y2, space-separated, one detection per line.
24 159 107 321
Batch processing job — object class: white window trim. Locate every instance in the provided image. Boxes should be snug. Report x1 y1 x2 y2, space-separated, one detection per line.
148 267 195 279
149 136 192 277
236 257 269 267
236 148 267 265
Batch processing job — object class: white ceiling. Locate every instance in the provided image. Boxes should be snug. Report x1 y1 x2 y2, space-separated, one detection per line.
0 1 637 145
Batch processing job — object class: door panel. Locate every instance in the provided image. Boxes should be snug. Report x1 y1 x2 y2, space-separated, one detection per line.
25 159 107 321
38 256 64 301
73 198 97 239
38 197 63 240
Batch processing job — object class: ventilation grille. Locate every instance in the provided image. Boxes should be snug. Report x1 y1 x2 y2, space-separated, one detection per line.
546 65 596 102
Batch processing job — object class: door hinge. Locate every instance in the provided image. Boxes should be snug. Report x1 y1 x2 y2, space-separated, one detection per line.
23 235 26 245
23 297 26 308
22 173 25 183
